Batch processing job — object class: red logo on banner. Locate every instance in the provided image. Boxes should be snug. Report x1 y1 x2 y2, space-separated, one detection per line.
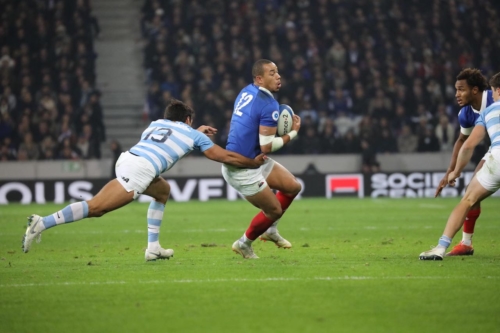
325 174 364 198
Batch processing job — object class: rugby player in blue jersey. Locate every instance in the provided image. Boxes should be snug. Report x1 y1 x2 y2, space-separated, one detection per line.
222 59 302 259
434 68 494 256
421 72 500 260
22 100 267 261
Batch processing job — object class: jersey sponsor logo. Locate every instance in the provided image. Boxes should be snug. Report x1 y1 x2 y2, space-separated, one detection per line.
234 92 253 116
272 110 279 121
282 113 291 133
326 174 364 198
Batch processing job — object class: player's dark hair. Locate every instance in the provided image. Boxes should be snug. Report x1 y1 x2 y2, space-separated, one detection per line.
164 99 194 122
252 59 273 78
456 68 488 91
489 72 500 89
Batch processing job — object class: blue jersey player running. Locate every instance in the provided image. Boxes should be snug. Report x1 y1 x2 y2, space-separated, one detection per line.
222 59 302 259
421 72 500 260
22 100 267 261
434 68 494 256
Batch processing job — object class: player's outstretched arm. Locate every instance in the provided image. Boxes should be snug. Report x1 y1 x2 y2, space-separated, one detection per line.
197 125 218 136
448 126 486 186
203 144 267 168
259 115 301 154
435 133 468 197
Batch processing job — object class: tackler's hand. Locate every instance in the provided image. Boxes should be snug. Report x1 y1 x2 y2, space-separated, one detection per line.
197 125 218 136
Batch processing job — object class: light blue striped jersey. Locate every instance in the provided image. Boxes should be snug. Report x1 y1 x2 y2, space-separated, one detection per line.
130 119 214 176
475 101 500 149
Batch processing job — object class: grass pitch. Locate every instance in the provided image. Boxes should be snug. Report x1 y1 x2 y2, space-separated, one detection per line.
1 198 499 333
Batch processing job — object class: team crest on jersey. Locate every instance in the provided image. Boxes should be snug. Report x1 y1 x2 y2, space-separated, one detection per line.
272 110 279 121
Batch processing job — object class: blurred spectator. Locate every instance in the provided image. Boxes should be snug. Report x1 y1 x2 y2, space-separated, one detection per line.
0 112 15 141
17 148 29 161
296 127 322 155
397 125 418 153
40 136 56 160
339 129 361 154
0 138 16 160
320 119 343 153
334 111 355 137
376 129 398 154
417 127 441 152
57 138 81 160
328 88 352 116
368 90 393 119
361 139 380 174
18 132 39 160
435 115 456 152
76 124 100 159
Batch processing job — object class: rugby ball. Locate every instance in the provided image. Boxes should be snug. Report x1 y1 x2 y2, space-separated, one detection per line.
277 104 294 136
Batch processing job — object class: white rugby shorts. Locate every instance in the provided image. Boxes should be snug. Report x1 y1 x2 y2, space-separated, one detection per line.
481 146 492 161
222 158 276 197
115 151 157 199
476 149 500 192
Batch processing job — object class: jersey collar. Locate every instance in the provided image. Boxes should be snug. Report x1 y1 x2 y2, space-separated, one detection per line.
257 85 274 98
472 91 488 113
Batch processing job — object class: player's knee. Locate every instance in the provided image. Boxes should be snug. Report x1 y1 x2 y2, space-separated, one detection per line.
284 179 301 196
292 180 302 195
155 195 169 204
471 201 480 210
148 178 170 204
461 195 478 208
264 205 283 220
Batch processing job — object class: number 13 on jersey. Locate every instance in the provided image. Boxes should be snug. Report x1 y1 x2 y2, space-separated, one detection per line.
143 127 173 143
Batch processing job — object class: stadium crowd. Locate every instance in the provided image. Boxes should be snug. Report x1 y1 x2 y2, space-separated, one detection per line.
0 0 104 162
140 0 499 169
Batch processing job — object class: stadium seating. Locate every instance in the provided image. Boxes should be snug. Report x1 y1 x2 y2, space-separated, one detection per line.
0 0 104 161
140 0 499 162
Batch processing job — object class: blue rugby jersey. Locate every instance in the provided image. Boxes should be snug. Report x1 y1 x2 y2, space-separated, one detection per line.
458 90 494 135
226 84 280 158
130 119 214 176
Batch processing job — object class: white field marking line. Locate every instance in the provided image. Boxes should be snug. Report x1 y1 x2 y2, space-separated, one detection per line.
1 276 499 288
2 224 500 237
419 204 447 209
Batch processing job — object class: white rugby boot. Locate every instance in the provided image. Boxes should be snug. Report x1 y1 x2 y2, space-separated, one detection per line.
260 231 292 248
232 240 259 259
22 214 44 253
419 246 445 261
145 247 174 261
